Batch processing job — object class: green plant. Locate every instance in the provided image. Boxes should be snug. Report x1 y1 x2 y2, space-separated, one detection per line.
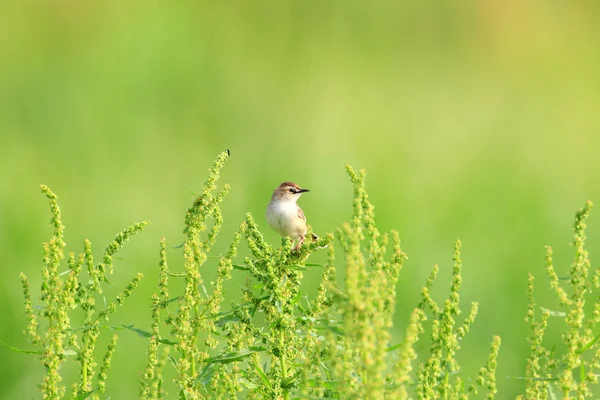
17 185 149 399
138 151 333 399
136 153 500 399
12 151 549 399
520 201 600 399
415 241 500 400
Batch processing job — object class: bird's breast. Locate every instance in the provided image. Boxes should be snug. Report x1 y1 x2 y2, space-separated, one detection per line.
266 201 304 239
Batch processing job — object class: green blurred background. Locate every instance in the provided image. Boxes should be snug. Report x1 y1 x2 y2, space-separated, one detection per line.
2 1 600 398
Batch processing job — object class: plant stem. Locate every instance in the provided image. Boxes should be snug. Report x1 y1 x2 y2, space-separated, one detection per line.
191 304 200 379
81 335 88 392
280 329 289 400
443 371 449 400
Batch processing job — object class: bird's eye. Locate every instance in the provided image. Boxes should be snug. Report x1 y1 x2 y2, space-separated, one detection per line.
288 188 295 193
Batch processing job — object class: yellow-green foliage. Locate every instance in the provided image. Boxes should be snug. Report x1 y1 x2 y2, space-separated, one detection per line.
142 151 334 399
135 154 500 399
414 242 501 400
325 166 407 398
19 186 149 400
520 201 600 399
30 152 595 399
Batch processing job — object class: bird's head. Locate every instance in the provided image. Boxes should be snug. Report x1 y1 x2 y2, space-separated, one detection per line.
272 181 310 202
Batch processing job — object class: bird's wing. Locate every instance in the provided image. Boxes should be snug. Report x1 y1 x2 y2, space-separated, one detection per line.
297 204 306 221
297 204 318 240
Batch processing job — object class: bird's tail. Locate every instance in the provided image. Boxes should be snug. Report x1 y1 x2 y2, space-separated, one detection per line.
310 232 328 249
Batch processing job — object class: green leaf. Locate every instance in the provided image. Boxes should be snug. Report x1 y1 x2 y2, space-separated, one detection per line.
72 388 98 400
195 363 216 386
0 340 42 355
290 290 303 306
215 314 241 327
157 337 178 345
121 324 177 345
160 296 182 306
577 332 600 354
252 361 273 390
386 343 402 352
238 378 258 390
205 350 254 364
248 345 268 352
122 324 152 338
288 265 309 271
168 355 179 371
547 382 559 400
304 378 339 389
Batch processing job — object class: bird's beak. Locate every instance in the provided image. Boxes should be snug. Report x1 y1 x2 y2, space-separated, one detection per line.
298 188 310 193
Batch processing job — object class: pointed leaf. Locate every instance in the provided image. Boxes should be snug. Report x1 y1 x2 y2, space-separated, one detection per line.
252 362 273 390
122 324 177 345
0 340 42 355
72 388 98 400
205 350 254 364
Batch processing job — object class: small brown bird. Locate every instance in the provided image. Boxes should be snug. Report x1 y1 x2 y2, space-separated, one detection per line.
266 181 316 251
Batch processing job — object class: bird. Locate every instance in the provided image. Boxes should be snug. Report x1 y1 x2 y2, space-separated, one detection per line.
266 181 317 251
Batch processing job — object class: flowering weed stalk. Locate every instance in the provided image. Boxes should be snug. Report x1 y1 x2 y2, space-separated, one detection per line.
520 201 600 399
317 167 500 400
139 151 334 399
416 241 501 400
15 185 149 399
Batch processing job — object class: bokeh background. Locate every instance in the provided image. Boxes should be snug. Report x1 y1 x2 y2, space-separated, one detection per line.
2 1 600 398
